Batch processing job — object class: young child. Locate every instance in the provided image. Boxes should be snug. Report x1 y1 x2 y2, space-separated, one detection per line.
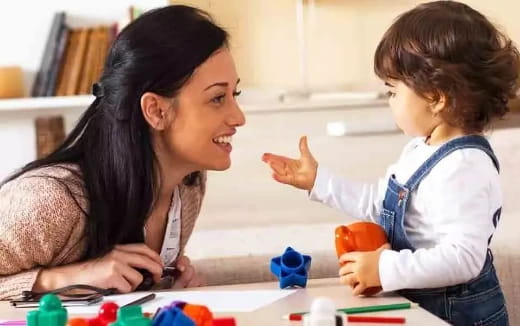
262 1 519 325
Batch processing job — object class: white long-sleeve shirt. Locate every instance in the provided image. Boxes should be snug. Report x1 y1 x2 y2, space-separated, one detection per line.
309 137 502 291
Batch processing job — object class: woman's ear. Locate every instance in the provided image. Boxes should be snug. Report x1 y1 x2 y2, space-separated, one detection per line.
140 92 173 131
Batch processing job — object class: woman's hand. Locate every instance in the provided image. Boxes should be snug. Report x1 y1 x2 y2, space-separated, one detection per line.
172 255 203 288
34 244 164 294
262 136 318 191
338 244 391 295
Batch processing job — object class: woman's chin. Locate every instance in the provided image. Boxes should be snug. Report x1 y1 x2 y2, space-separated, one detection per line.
206 158 232 171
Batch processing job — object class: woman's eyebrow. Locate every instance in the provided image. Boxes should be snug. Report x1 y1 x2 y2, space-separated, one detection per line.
385 81 394 87
204 78 241 91
204 82 228 91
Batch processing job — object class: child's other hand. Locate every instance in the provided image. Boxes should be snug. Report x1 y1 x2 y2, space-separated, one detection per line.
261 136 318 191
338 243 391 295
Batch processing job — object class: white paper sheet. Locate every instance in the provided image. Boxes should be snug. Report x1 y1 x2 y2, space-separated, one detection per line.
67 289 296 315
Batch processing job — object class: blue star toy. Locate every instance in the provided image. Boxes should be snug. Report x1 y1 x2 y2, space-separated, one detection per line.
270 247 312 289
152 306 195 326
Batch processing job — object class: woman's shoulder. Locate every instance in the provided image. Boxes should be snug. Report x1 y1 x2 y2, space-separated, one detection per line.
16 163 83 182
0 163 88 217
0 164 88 273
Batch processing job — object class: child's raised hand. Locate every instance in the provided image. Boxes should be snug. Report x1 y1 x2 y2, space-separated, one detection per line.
262 136 318 191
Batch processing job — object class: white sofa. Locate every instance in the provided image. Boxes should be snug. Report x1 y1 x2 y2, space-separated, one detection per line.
186 103 520 324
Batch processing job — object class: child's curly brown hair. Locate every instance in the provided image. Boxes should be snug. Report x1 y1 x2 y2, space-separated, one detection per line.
374 1 520 133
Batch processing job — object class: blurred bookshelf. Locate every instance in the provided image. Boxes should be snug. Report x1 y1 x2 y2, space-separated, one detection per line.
0 7 148 114
26 7 144 99
30 12 117 98
494 112 520 129
0 95 93 113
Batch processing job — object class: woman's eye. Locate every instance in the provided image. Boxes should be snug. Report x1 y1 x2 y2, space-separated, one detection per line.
211 90 241 104
386 90 396 98
211 95 226 104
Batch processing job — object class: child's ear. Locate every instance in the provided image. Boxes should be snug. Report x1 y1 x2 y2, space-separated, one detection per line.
430 93 447 117
140 92 175 131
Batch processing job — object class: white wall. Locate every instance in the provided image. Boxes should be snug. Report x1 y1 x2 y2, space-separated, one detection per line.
0 0 167 180
177 0 520 91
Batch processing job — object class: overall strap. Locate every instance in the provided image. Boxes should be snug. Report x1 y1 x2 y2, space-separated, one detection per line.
405 135 499 192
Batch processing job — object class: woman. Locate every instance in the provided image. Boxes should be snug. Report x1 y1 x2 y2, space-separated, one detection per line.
0 5 245 299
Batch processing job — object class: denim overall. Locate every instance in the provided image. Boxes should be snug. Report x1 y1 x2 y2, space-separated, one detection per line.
379 135 508 325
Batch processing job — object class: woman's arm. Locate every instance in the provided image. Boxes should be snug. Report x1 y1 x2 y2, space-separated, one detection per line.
0 175 165 298
0 175 85 299
31 244 164 294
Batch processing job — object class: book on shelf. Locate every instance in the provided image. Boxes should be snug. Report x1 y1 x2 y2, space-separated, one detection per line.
31 12 66 97
32 8 141 99
77 26 115 95
55 29 79 97
35 116 65 159
78 27 101 95
56 25 114 97
64 27 89 96
44 22 70 96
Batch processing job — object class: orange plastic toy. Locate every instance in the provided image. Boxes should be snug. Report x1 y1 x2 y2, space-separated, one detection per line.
67 318 88 326
335 222 388 296
182 304 214 326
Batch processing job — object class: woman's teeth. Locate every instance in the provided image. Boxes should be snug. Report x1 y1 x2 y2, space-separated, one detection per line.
213 136 232 144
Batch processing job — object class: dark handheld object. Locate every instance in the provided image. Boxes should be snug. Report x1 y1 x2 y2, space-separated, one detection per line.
136 269 155 292
136 267 182 291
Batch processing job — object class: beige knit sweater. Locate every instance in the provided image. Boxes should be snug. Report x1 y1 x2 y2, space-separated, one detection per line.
0 164 206 300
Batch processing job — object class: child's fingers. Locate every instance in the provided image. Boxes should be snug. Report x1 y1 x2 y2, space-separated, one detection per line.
272 173 293 185
338 262 354 276
339 252 359 264
352 281 367 296
261 153 272 163
298 136 313 158
269 161 287 176
339 273 358 288
262 153 293 164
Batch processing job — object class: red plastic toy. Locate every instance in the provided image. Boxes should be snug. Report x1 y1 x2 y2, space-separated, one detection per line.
89 302 119 326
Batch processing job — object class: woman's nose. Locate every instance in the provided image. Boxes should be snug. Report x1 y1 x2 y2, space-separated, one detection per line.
228 102 246 127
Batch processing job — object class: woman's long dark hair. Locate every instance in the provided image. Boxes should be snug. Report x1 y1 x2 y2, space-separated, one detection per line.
2 6 228 259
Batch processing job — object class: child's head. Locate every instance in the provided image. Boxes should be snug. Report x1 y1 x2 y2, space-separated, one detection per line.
374 1 519 136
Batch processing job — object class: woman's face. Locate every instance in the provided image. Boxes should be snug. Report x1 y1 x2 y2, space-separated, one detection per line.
162 48 245 171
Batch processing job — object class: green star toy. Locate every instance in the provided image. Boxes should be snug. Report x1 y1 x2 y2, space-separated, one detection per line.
27 294 67 326
109 306 151 326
